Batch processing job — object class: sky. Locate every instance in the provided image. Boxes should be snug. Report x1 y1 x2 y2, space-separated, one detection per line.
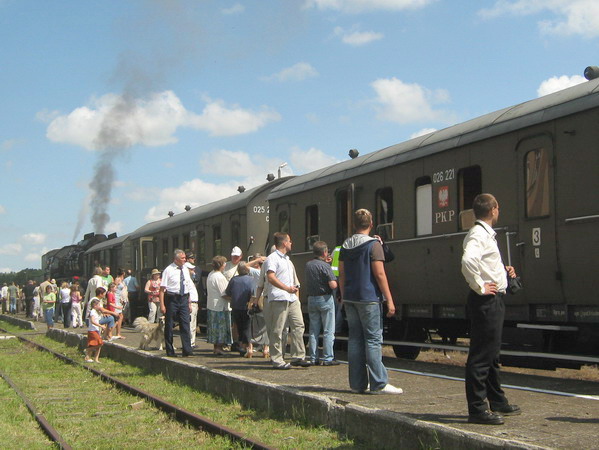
1 0 598 272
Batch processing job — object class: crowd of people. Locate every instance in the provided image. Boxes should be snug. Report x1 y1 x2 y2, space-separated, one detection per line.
4 194 520 423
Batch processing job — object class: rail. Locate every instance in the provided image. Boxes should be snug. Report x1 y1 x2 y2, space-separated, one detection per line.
3 330 274 450
0 367 72 449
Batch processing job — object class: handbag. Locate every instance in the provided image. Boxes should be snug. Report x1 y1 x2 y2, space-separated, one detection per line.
507 275 523 294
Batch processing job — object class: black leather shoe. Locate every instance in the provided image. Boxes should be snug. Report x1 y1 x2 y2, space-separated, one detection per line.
468 411 504 425
290 359 312 367
166 353 178 357
182 353 195 358
491 404 521 416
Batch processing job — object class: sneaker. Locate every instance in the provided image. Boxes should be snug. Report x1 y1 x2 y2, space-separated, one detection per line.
290 359 312 367
322 360 340 366
85 359 94 363
273 363 291 370
370 384 403 395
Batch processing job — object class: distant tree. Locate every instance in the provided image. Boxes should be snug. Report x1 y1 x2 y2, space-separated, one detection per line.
0 269 44 286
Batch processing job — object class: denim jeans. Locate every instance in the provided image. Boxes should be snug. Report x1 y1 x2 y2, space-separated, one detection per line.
308 295 335 363
9 298 17 313
344 301 388 392
44 307 55 326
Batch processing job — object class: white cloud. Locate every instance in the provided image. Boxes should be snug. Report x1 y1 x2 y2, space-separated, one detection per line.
21 233 46 245
189 99 281 136
305 0 434 13
262 62 319 82
0 243 22 256
479 0 599 37
24 253 41 262
0 205 5 214
334 26 383 45
201 149 261 177
1 139 20 151
0 267 13 273
105 221 123 235
371 77 452 124
145 178 240 222
222 3 245 14
537 74 586 96
410 128 437 138
45 91 280 150
290 147 340 172
145 152 299 222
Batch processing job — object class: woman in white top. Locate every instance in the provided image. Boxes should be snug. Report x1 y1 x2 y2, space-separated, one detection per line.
206 256 231 355
59 282 72 328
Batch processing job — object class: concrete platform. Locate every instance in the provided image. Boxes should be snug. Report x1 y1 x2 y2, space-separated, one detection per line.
3 315 598 449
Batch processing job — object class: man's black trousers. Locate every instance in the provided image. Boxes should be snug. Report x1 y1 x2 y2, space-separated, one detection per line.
165 293 193 356
465 291 509 414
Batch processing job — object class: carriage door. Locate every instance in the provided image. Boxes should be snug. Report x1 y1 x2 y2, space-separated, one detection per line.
516 136 563 306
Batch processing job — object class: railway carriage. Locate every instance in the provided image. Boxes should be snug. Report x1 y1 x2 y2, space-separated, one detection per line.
79 178 289 317
268 75 599 358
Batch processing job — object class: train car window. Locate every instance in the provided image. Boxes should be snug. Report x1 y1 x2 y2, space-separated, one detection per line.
197 231 205 264
375 187 394 240
305 205 319 250
183 234 190 252
231 220 241 247
172 236 179 251
336 189 349 245
213 225 222 257
525 148 550 218
278 211 289 233
458 166 481 230
416 177 432 236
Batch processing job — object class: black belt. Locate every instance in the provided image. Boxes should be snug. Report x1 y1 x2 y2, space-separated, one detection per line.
166 292 188 297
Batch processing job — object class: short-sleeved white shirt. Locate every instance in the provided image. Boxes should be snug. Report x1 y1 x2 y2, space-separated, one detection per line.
88 309 101 332
160 262 193 295
264 250 297 302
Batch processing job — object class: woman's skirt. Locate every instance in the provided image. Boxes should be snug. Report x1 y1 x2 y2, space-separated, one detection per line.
206 309 233 345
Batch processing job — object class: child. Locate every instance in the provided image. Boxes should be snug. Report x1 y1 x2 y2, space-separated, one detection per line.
42 285 56 328
32 285 41 321
92 286 118 341
108 282 125 340
86 298 106 363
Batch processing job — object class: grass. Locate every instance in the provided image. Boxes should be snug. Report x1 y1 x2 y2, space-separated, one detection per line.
1 321 362 449
0 370 54 449
0 338 233 449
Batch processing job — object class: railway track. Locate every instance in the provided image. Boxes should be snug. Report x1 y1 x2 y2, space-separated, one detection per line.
0 330 273 449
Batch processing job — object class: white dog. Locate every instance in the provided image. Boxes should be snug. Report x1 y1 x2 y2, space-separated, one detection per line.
133 316 168 351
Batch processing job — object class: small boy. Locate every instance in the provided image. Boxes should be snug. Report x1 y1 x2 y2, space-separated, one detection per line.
86 298 106 363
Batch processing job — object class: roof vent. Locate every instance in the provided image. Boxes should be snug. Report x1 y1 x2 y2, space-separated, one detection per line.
348 148 359 159
584 66 599 80
266 173 275 182
184 205 191 211
167 211 174 217
237 186 246 193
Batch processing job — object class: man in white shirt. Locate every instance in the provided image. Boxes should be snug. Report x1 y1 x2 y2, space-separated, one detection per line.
461 193 520 425
159 249 194 357
264 232 310 369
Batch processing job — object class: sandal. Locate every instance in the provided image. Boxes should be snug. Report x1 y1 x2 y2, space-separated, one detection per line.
244 351 253 358
263 352 270 359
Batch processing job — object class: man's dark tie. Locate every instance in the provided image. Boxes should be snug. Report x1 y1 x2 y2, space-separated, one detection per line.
179 267 185 295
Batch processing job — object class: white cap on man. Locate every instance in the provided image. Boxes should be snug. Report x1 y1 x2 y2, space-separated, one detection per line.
231 246 242 256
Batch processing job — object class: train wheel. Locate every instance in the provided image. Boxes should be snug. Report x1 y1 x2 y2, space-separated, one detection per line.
390 322 427 360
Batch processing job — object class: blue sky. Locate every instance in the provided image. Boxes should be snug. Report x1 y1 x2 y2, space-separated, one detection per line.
1 0 598 272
